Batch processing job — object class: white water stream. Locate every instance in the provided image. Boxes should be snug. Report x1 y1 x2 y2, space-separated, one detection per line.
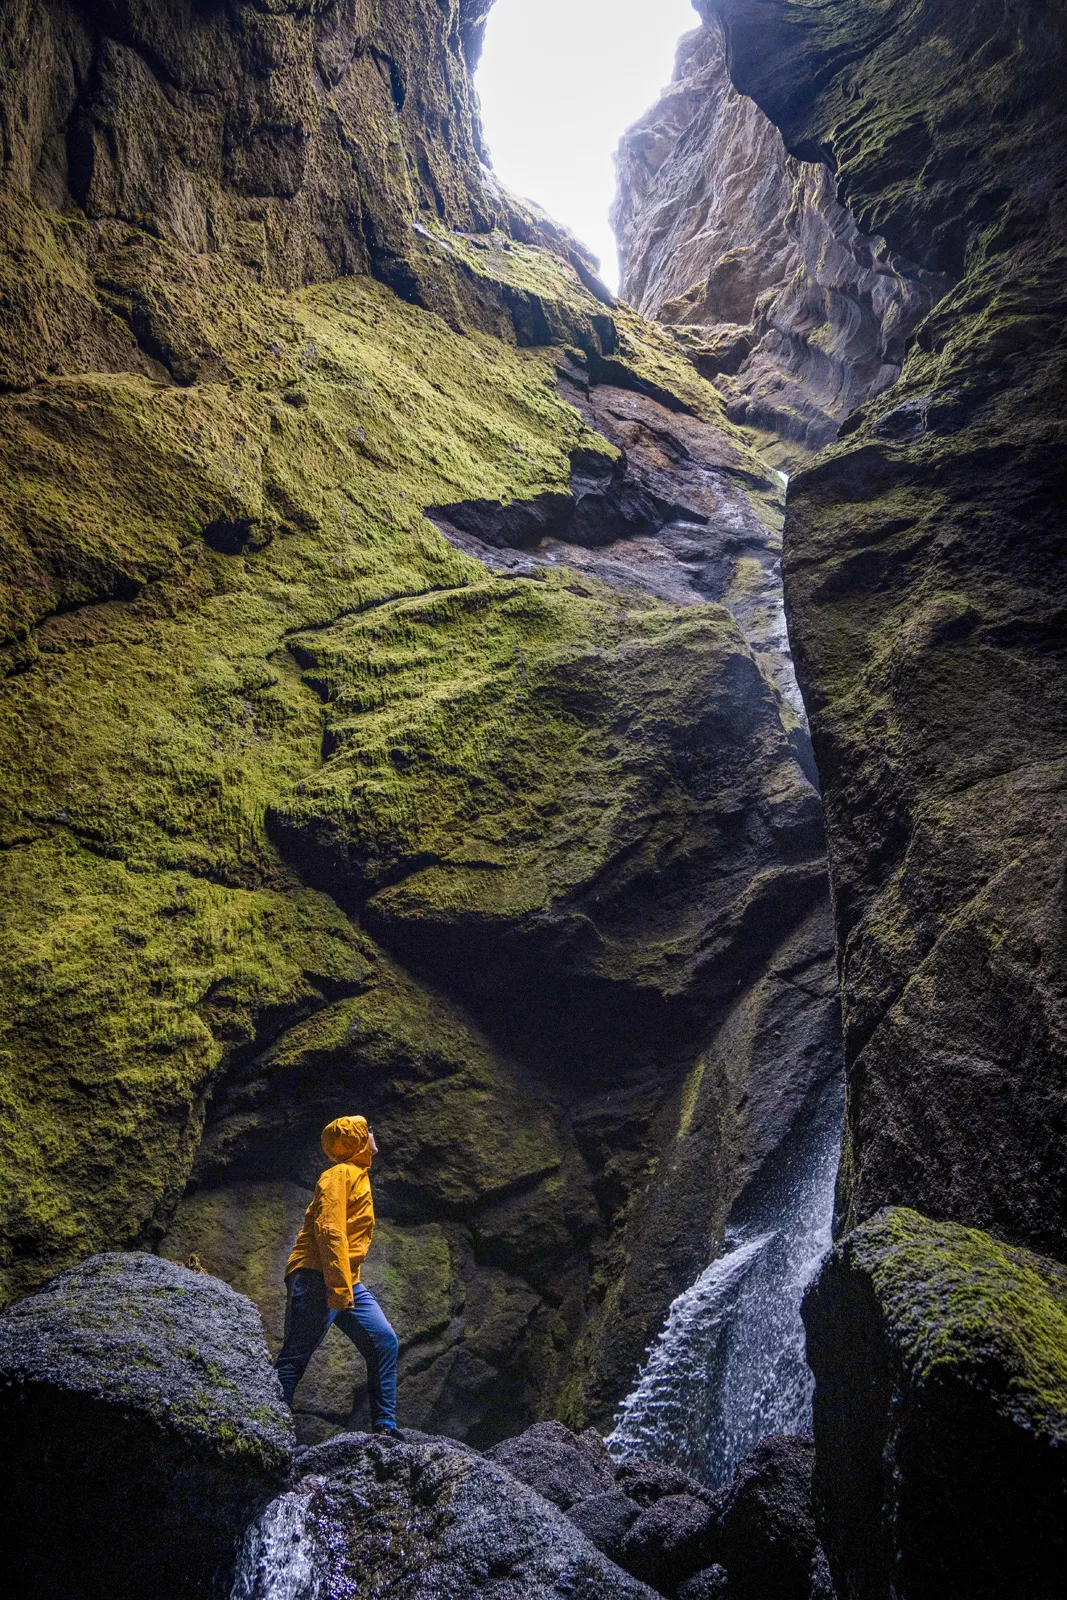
231 1490 319 1600
608 1072 843 1488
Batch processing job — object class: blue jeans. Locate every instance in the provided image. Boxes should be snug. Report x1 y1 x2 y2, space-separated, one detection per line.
275 1268 399 1429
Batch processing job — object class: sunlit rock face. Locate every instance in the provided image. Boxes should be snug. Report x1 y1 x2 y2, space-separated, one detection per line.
706 0 1067 1257
612 17 946 457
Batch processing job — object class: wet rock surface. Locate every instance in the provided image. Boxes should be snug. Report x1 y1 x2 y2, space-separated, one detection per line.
431 353 809 725
804 1208 1067 1599
486 1420 617 1508
0 1252 292 1599
678 1569 730 1599
612 17 945 458
620 1493 721 1593
485 1421 832 1599
233 1429 660 1600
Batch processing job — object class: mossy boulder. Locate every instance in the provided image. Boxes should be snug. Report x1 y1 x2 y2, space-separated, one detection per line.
803 1207 1067 1599
271 569 825 1068
0 1251 293 1599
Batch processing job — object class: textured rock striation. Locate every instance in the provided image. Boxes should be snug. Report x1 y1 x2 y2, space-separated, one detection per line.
0 1252 293 1599
0 0 840 1447
707 0 1067 1260
0 0 580 372
616 0 1067 1583
613 16 946 457
804 1209 1067 1599
430 350 811 723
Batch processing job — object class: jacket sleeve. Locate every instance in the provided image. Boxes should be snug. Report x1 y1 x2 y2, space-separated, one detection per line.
312 1165 354 1310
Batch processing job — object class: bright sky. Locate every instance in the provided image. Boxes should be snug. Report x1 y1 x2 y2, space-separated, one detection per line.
476 0 699 293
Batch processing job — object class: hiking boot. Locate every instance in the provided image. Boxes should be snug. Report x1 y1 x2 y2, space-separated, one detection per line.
372 1423 405 1441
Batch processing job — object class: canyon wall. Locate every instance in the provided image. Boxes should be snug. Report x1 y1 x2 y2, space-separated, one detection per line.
613 16 946 458
0 0 839 1444
617 5 1067 1587
704 0 1067 1259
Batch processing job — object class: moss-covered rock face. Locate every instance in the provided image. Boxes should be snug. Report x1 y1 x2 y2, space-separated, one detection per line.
0 0 509 347
708 0 1067 1256
803 1208 1067 1599
0 0 841 1440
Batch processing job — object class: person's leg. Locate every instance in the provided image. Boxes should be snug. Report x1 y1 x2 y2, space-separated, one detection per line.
335 1282 399 1430
275 1269 332 1406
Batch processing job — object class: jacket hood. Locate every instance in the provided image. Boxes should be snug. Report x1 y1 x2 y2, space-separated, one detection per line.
321 1115 372 1167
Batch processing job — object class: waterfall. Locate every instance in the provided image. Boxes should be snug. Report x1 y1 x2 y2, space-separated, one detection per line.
607 1071 843 1489
231 1489 319 1600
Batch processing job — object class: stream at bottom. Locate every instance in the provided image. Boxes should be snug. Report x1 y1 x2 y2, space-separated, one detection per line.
607 1071 843 1489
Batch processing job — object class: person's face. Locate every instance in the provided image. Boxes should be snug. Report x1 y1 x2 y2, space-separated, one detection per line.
368 1126 378 1156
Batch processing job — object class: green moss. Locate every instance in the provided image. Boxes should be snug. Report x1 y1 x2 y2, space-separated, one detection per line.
676 1057 707 1143
276 578 770 1005
0 125 795 1329
0 262 613 1299
853 1208 1067 1439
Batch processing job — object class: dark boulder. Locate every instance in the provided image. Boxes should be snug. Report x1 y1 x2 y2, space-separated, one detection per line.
678 1569 730 1599
485 1419 617 1509
566 1488 643 1561
233 1430 660 1599
0 1252 293 1600
804 1207 1067 1599
615 1457 717 1509
619 1492 722 1593
716 1433 820 1600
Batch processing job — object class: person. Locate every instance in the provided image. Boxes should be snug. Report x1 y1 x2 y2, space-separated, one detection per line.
275 1114 401 1434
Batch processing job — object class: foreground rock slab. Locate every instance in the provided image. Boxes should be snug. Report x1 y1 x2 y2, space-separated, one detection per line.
804 1208 1067 1598
233 1430 659 1600
0 1253 293 1600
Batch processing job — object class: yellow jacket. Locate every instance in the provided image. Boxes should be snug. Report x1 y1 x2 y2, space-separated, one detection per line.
286 1116 375 1310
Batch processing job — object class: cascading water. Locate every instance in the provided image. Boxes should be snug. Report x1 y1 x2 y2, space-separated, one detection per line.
231 1490 319 1600
608 1070 843 1488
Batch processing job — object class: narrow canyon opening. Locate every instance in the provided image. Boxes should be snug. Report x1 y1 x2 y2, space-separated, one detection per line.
3 0 1062 1594
472 0 949 1488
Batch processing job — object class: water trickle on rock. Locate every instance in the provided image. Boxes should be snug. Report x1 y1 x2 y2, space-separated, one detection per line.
231 1490 318 1600
608 1072 843 1489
